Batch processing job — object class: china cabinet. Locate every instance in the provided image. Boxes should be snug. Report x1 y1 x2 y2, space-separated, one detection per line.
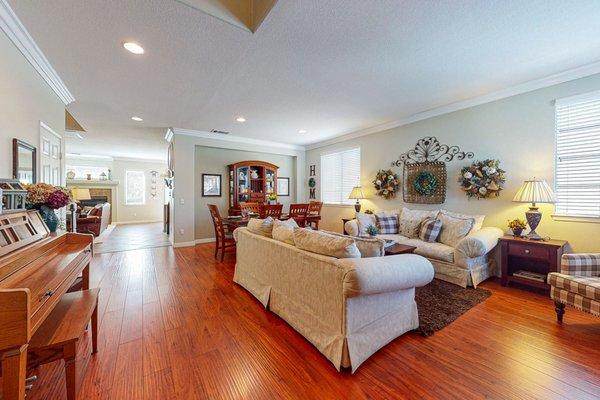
228 161 278 215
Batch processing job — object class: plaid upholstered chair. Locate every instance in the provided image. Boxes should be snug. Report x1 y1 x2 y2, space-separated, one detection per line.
548 254 600 322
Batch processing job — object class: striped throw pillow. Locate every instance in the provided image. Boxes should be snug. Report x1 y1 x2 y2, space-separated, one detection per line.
376 214 399 234
419 218 442 243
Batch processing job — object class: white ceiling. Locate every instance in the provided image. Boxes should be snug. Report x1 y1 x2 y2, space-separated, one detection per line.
9 0 600 149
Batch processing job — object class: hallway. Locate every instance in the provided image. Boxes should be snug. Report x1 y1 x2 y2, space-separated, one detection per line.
94 222 171 254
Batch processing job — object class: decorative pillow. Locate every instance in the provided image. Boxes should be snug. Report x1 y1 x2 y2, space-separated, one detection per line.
272 218 299 245
419 218 443 243
355 212 376 236
323 230 385 258
293 228 361 259
375 214 399 234
439 210 484 234
437 213 474 247
399 207 438 238
246 217 274 237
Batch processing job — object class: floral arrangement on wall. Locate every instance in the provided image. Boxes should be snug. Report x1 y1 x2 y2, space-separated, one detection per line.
373 169 400 199
459 159 506 199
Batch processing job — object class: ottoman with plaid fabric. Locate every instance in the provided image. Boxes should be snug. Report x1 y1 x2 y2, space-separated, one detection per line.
548 253 600 321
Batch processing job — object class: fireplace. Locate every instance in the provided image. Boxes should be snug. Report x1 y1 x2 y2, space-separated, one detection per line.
80 196 108 207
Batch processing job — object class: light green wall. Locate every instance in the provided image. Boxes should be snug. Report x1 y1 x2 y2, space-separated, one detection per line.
306 73 600 252
194 146 297 239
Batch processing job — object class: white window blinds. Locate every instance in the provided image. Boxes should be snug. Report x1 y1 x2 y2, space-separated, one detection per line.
320 147 360 204
555 91 600 218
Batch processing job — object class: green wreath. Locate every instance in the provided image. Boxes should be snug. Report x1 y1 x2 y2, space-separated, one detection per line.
308 177 316 188
413 171 438 196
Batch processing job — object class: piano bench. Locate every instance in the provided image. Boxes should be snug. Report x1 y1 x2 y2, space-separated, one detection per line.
27 289 99 400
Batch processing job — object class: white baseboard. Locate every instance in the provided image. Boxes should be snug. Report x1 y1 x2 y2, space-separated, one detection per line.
113 219 162 225
195 237 216 244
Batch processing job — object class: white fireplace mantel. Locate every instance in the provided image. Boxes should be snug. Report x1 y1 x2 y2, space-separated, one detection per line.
66 179 119 187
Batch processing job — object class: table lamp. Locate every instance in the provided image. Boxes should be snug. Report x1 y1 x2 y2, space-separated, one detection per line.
512 178 555 240
348 186 365 213
71 188 91 202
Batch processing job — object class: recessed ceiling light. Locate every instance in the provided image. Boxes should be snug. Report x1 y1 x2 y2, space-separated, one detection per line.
298 129 307 134
131 116 143 121
123 42 144 55
236 116 246 122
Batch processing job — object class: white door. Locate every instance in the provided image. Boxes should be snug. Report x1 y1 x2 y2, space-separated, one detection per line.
39 122 62 185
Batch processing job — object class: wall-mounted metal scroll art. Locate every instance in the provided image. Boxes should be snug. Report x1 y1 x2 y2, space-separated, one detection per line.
391 137 474 204
308 164 316 199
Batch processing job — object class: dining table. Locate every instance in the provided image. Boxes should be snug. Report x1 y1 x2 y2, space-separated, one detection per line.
222 214 321 229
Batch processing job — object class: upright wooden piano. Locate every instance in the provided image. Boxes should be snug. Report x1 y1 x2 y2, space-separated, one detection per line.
0 210 93 400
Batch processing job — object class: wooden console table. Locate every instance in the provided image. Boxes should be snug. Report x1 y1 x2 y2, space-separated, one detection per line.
499 236 567 290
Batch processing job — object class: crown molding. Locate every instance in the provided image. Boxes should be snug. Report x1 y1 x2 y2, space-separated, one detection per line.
305 60 600 150
0 0 74 105
171 127 305 151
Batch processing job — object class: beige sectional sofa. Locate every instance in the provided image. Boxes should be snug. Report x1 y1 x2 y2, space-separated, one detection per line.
233 226 434 372
345 208 503 287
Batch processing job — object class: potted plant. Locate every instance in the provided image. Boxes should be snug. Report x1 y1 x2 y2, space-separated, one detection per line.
508 218 527 237
267 193 277 205
25 183 72 233
365 224 380 237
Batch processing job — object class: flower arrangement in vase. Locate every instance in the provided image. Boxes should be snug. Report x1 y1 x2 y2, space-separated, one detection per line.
508 218 527 237
267 193 278 205
25 183 72 232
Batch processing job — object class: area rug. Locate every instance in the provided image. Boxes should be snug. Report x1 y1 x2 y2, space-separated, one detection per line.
415 278 491 336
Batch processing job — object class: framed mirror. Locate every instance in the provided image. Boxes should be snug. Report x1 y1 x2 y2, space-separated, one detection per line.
12 139 37 184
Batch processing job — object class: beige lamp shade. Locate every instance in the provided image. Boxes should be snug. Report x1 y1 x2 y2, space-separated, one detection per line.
512 179 556 205
71 188 91 201
348 186 365 200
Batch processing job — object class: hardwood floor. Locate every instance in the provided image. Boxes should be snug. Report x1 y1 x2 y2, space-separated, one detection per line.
94 222 171 254
20 244 600 400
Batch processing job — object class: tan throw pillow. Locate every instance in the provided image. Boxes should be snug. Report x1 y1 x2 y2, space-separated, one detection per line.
293 228 361 259
399 207 438 238
355 212 376 236
439 210 484 234
437 213 474 247
323 230 385 258
272 218 299 245
246 217 274 237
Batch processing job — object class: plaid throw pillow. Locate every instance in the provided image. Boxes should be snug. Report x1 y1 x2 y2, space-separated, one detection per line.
376 215 399 234
419 217 442 243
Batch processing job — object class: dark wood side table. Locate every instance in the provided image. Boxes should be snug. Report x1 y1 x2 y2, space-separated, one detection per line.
385 243 417 256
499 236 568 290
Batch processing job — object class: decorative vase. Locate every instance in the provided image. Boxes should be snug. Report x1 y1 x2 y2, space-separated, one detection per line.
40 205 59 233
251 170 259 179
66 170 76 180
86 174 92 181
512 227 524 237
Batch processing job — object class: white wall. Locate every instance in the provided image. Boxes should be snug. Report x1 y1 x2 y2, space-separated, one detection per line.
65 155 166 223
306 73 600 252
0 30 64 181
194 146 297 240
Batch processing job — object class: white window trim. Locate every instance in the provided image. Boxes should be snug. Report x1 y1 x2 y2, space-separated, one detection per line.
319 146 361 205
125 170 146 206
553 91 600 222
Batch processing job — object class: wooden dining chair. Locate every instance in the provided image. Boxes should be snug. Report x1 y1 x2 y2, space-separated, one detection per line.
307 201 323 229
288 203 309 227
208 204 236 261
240 202 260 214
259 204 283 219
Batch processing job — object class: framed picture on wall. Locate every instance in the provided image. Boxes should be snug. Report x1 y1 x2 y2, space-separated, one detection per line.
277 177 290 196
202 174 222 197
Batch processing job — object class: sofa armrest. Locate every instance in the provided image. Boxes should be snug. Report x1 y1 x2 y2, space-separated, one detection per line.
561 254 600 277
344 219 359 236
455 227 503 259
77 216 100 224
340 254 434 297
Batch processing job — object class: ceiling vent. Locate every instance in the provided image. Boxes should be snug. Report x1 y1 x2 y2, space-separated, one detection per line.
210 129 230 135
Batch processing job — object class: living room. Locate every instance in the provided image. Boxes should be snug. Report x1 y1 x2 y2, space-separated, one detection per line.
0 1 599 399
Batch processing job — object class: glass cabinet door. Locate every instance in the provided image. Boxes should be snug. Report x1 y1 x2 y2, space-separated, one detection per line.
237 166 250 202
265 168 275 194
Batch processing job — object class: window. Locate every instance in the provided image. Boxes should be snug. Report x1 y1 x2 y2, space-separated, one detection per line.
555 90 600 218
125 170 145 205
320 147 360 204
